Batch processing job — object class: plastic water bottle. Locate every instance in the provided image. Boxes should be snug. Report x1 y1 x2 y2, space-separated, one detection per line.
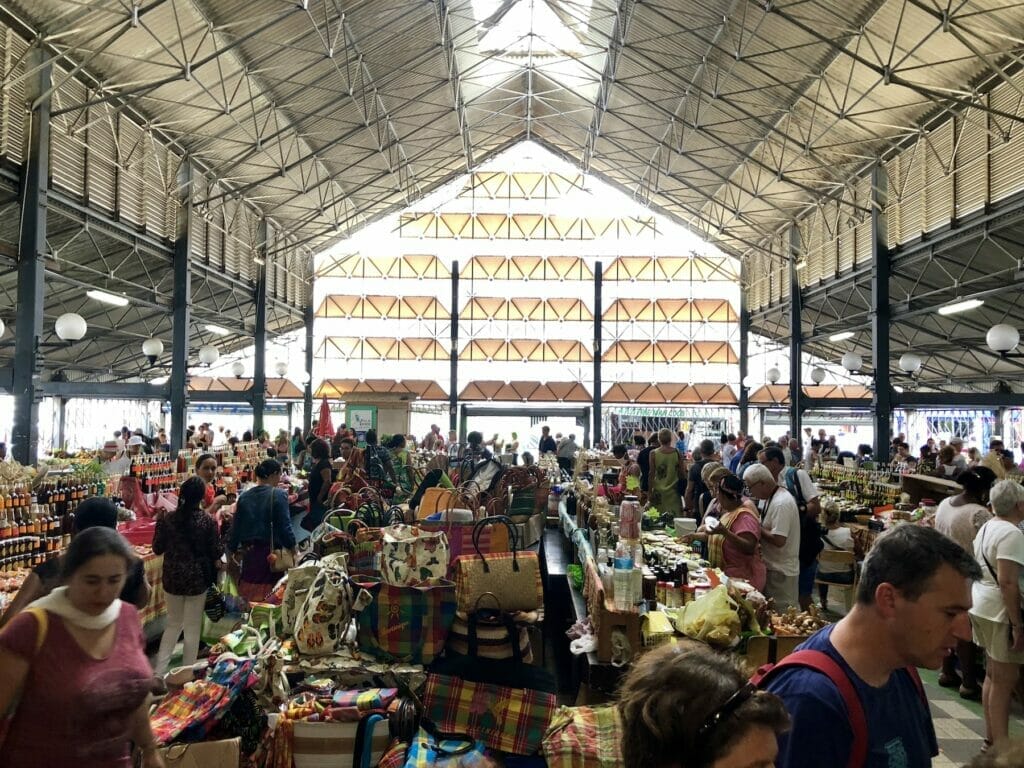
614 539 635 610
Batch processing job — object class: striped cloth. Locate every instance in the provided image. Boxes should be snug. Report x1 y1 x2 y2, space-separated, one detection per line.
542 705 624 768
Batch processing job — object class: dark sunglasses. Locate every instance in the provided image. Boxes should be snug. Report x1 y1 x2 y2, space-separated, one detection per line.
694 682 757 745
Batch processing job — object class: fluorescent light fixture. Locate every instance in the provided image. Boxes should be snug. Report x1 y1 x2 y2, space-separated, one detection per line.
86 289 129 307
150 375 169 385
204 324 231 336
829 331 855 342
937 298 984 316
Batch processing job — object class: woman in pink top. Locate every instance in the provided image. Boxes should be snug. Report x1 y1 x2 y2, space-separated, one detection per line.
684 474 766 591
0 527 162 768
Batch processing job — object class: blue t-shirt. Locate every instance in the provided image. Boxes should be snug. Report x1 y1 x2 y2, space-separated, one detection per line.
764 625 937 768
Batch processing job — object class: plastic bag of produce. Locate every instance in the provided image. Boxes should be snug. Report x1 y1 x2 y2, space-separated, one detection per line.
673 585 741 648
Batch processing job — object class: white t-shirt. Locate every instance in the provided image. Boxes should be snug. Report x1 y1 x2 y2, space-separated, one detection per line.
761 488 801 577
779 468 820 507
721 443 737 467
971 519 1024 623
951 453 968 473
818 526 855 574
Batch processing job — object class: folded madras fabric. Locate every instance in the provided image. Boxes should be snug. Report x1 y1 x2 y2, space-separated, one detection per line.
331 687 399 711
541 705 624 768
422 674 556 756
151 657 258 745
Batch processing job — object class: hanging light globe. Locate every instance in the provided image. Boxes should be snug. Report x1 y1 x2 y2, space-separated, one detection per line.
841 351 863 372
55 312 87 341
741 375 756 389
898 353 922 373
766 367 781 384
810 367 826 384
274 360 288 377
0 318 5 337
198 345 220 366
141 338 164 365
986 324 1020 354
231 360 245 378
297 370 310 384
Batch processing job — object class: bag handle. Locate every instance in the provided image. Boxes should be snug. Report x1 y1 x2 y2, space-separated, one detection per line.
471 515 519 573
464 592 524 665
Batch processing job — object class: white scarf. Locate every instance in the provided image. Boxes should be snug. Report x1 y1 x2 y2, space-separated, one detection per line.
28 586 122 630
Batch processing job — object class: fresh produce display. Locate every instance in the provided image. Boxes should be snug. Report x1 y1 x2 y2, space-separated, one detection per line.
771 605 831 636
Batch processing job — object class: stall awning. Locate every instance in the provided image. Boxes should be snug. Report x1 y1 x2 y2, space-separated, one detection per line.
748 385 874 405
601 383 738 405
188 377 303 399
458 380 592 402
315 379 448 400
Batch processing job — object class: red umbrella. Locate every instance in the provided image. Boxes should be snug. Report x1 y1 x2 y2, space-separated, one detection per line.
314 396 335 439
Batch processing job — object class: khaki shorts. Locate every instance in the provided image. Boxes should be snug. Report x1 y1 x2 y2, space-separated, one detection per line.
971 614 1024 664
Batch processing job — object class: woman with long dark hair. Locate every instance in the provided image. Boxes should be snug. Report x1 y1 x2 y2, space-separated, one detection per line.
153 476 223 675
0 528 163 767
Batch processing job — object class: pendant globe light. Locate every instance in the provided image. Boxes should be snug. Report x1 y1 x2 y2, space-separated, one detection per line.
898 353 922 374
55 313 87 341
197 345 220 366
231 360 245 378
141 338 164 365
766 367 781 384
810 367 826 384
841 351 863 373
986 324 1020 355
274 360 288 377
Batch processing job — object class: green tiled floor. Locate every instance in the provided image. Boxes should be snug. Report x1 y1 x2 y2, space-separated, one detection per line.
920 667 1024 766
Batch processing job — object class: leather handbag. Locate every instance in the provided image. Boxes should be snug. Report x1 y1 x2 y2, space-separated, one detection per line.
454 516 542 613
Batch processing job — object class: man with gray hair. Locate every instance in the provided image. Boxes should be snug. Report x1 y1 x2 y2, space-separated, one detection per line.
745 463 801 609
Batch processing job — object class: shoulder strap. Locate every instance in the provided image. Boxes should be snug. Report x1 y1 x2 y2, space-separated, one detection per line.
25 606 48 655
781 467 805 508
752 649 866 768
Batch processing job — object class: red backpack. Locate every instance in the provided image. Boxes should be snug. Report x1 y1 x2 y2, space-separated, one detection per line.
750 650 927 768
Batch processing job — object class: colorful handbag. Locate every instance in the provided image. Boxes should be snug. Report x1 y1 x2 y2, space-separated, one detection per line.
282 553 348 635
404 727 496 768
445 593 535 664
453 517 542 613
417 518 510 579
422 674 556 756
381 524 450 586
294 562 373 655
354 577 457 665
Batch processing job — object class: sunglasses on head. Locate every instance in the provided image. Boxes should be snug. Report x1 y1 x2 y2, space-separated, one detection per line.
694 682 758 754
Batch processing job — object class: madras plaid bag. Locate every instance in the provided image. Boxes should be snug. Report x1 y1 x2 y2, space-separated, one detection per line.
354 577 457 665
404 727 497 768
422 674 556 756
541 706 624 768
418 519 510 578
151 657 258 745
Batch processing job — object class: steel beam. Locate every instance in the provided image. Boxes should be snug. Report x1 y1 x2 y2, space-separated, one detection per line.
12 48 51 465
895 392 1024 408
739 260 750 435
871 164 893 459
801 398 873 411
788 226 802 441
593 261 603 446
252 220 269 435
170 160 192 454
450 260 459 433
42 381 170 399
303 302 314 436
56 398 66 451
190 390 254 405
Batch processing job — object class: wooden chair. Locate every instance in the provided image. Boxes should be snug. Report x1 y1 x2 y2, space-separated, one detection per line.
815 550 858 613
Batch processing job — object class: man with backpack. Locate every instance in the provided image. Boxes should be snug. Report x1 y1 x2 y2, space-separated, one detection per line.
756 525 979 767
761 446 823 610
